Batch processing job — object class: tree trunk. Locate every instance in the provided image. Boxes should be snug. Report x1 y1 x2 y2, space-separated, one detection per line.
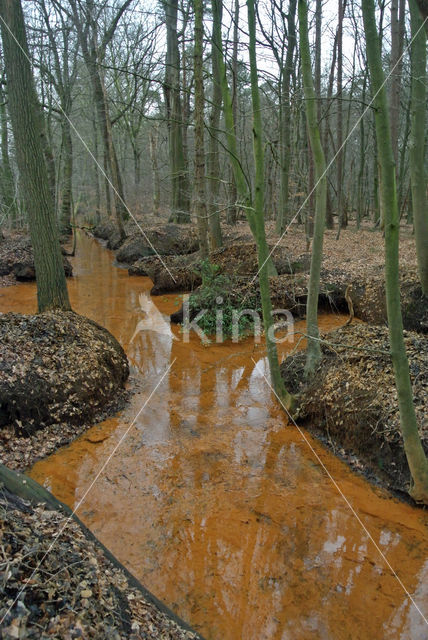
298 0 328 378
149 125 161 215
92 111 101 222
389 0 405 165
0 77 17 224
336 0 346 234
409 0 428 295
0 0 70 312
322 30 338 230
227 0 240 225
59 115 73 236
362 0 428 504
192 0 208 257
247 0 293 409
276 0 297 234
164 0 190 222
207 0 223 248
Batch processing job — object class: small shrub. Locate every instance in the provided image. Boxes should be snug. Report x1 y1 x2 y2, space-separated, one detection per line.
188 259 261 339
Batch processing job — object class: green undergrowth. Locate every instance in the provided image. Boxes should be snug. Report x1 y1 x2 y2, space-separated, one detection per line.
188 260 261 340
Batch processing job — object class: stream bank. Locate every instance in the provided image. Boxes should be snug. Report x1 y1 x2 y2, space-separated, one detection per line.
280 323 428 499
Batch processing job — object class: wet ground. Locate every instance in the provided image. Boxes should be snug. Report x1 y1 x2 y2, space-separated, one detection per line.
1 234 427 639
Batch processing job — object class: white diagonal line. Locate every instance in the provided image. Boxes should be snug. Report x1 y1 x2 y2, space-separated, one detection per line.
0 13 177 283
251 356 428 627
0 359 176 624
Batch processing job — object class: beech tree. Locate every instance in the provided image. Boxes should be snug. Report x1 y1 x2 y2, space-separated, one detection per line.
298 0 327 378
409 0 428 295
163 0 190 222
192 0 208 255
0 0 71 312
67 0 133 240
247 0 293 408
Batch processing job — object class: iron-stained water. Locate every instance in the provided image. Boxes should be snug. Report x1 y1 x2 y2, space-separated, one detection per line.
1 234 427 639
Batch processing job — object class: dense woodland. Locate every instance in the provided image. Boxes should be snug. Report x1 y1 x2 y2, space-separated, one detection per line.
0 0 424 237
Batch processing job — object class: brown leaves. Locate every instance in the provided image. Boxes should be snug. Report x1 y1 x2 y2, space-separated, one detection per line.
0 489 199 639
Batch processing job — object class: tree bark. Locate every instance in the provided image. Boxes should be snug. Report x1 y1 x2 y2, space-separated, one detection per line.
207 0 223 248
362 0 428 504
192 0 208 256
0 76 17 224
247 0 293 409
276 0 297 234
149 125 161 215
0 0 70 312
298 0 327 378
336 0 346 234
163 0 190 222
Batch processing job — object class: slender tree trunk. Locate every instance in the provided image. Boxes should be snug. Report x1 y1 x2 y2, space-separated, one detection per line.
164 0 190 222
207 0 223 248
276 0 297 234
228 0 240 225
247 0 293 409
336 0 346 234
389 0 405 165
362 0 428 504
0 0 70 312
149 125 161 215
192 0 208 256
59 115 73 236
322 31 338 230
92 112 101 221
298 0 327 378
409 0 428 295
357 72 368 226
0 78 17 223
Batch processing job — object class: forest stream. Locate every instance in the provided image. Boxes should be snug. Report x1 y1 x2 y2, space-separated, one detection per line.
1 234 427 640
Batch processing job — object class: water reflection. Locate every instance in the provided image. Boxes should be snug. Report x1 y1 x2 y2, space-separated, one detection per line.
1 234 426 639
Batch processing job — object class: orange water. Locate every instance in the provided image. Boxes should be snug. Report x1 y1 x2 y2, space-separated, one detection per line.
1 234 427 639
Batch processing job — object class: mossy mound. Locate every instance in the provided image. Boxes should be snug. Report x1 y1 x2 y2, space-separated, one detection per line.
0 312 129 434
281 324 428 496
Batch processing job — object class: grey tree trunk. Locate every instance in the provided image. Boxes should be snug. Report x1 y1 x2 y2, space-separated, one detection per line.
149 125 161 215
0 76 17 224
276 0 297 234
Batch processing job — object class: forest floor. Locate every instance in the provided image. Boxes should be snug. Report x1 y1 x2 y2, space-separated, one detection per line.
0 485 201 640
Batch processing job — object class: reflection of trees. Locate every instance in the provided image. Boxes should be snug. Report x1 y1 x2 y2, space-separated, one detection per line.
31 239 428 637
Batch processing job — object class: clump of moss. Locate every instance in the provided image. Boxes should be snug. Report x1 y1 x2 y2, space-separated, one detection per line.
188 260 261 340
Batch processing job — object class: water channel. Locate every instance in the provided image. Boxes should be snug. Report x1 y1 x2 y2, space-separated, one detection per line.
1 234 427 639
